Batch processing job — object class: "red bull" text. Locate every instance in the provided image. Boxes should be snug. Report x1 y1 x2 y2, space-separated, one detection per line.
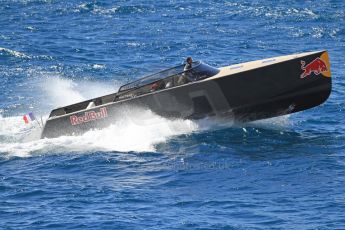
70 107 108 125
300 57 328 79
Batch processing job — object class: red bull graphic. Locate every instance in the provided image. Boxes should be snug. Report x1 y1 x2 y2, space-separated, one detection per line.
300 57 328 79
70 107 108 125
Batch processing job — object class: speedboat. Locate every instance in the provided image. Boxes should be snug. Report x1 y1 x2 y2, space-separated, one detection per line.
41 50 332 138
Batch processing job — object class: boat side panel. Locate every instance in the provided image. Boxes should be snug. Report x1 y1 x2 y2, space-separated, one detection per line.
214 51 331 121
41 80 230 138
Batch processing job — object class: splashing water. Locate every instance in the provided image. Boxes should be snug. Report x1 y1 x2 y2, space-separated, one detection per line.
0 109 200 157
0 75 201 157
0 72 292 158
40 75 117 109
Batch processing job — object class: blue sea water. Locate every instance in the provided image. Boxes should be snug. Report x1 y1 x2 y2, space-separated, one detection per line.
1 0 345 229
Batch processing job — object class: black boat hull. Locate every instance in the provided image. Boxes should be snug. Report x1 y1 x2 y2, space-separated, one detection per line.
41 51 331 138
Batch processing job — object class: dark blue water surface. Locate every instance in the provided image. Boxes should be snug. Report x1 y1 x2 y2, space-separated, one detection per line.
1 0 345 229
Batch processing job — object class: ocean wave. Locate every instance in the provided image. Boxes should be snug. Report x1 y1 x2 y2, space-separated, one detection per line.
0 47 53 61
91 64 105 70
0 47 31 59
74 2 154 15
223 3 320 21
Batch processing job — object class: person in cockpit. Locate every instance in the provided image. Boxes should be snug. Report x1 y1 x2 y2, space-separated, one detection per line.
178 57 194 85
184 57 193 71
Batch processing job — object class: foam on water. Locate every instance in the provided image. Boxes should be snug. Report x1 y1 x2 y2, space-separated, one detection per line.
0 47 53 60
0 112 291 158
0 110 200 158
249 115 292 130
0 75 201 157
0 47 31 59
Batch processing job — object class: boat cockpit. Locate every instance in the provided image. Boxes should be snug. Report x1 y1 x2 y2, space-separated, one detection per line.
49 61 219 117
117 61 219 99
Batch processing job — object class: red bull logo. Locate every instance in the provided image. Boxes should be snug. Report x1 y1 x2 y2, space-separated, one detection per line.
70 107 108 125
300 57 328 79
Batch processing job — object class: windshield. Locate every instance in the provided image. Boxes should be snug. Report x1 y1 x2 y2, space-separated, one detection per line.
118 61 219 93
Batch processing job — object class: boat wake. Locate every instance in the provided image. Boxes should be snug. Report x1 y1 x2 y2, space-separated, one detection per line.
0 71 205 157
0 74 291 158
0 109 291 159
0 109 200 157
0 73 199 157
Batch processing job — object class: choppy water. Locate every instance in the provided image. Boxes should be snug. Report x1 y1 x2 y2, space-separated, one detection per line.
1 0 345 229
